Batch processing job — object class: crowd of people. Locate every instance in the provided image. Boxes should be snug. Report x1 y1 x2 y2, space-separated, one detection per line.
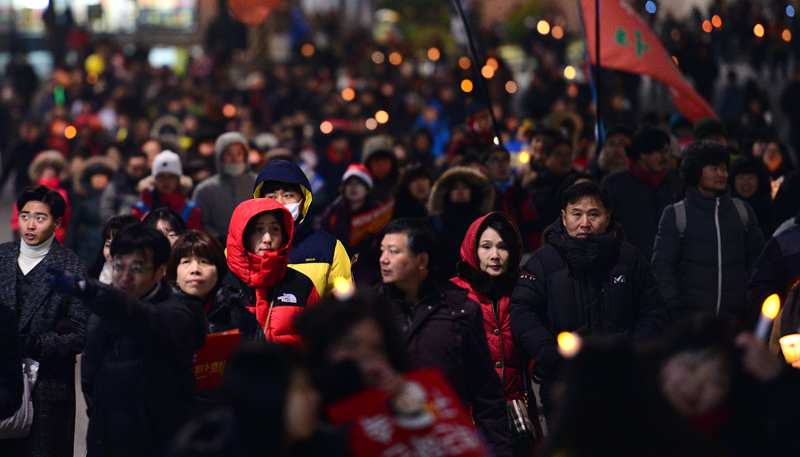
1 1 800 456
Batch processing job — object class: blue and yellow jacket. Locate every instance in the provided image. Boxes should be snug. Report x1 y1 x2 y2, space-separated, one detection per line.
253 160 351 296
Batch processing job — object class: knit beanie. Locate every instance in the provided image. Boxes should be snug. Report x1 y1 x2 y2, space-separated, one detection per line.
215 132 249 157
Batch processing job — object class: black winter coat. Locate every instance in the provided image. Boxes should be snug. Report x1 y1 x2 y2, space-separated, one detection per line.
378 278 514 457
601 168 682 261
0 239 88 457
81 281 207 457
652 186 765 324
748 211 800 311
510 217 667 384
0 303 22 420
205 285 264 343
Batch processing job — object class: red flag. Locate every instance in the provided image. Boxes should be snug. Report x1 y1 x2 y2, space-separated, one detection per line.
580 0 717 123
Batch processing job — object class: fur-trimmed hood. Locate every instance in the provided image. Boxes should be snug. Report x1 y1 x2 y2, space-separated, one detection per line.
28 150 69 183
427 166 495 216
74 156 118 197
136 174 195 196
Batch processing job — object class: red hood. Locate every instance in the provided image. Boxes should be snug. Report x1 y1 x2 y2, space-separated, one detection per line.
459 211 523 270
227 199 295 289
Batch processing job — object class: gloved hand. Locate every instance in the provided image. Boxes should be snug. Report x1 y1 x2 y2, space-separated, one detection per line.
45 266 96 301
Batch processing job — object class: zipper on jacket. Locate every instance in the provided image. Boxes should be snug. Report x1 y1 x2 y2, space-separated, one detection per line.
715 198 722 315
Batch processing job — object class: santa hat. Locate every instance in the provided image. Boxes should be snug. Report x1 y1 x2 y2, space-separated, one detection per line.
341 163 373 190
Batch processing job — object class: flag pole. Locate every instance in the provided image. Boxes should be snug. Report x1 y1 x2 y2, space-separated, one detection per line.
576 0 604 146
451 0 503 144
595 0 604 145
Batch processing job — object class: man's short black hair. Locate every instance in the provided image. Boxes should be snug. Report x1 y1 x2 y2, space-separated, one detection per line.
627 129 670 160
258 181 304 198
110 224 171 267
17 185 66 220
604 125 633 142
560 181 612 213
543 136 572 158
681 140 731 189
384 217 437 261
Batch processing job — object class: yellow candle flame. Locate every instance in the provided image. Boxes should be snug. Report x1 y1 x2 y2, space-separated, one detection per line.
762 294 780 320
334 277 351 295
557 332 581 358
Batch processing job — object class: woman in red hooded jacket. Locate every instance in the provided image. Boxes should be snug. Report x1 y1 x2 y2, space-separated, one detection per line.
450 212 542 448
225 198 319 348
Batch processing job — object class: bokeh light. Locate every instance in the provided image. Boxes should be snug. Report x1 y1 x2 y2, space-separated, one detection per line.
537 20 550 35
389 52 402 65
64 126 77 139
342 88 356 101
754 24 765 38
712 15 722 28
372 51 385 64
366 118 378 130
428 47 441 61
645 1 656 14
702 20 713 33
320 121 333 134
564 66 576 79
461 79 474 93
505 81 517 94
481 65 495 79
551 25 564 39
301 43 315 57
459 57 471 69
375 110 389 124
784 29 792 42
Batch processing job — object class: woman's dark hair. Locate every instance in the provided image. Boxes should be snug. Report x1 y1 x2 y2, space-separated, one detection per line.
89 215 141 279
397 163 434 191
17 184 66 219
560 181 612 213
222 343 303 454
142 206 189 236
480 217 522 273
295 289 410 377
728 156 772 201
243 209 287 252
166 230 227 286
681 140 731 189
110 224 172 268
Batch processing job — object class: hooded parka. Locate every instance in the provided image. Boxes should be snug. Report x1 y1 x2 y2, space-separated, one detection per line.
225 198 319 348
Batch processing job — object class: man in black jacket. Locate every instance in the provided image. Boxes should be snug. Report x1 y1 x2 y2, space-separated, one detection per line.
510 182 667 417
51 225 207 457
652 141 764 324
0 302 22 421
377 218 513 457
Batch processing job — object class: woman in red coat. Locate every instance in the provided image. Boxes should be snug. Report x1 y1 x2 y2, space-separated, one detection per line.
450 212 542 448
225 198 319 348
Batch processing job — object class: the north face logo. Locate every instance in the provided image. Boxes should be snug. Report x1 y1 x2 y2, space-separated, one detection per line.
277 293 297 304
519 273 536 282
613 275 625 284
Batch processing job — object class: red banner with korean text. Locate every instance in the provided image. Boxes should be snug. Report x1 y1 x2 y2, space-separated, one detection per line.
580 0 717 123
350 199 395 247
193 330 241 391
326 368 490 457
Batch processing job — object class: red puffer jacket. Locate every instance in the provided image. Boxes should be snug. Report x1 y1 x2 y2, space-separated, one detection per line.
451 212 524 401
226 199 319 348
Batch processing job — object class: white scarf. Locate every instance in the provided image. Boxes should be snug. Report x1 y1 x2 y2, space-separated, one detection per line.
18 236 54 275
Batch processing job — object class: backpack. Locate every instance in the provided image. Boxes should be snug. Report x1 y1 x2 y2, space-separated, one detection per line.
673 198 749 239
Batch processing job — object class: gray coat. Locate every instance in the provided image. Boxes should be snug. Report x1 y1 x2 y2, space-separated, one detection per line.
651 186 765 324
0 239 88 457
192 171 256 241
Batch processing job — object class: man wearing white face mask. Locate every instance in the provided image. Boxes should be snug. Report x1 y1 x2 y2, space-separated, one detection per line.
193 132 258 242
253 160 352 296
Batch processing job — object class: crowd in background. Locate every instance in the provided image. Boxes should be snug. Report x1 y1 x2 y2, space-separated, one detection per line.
1 0 800 456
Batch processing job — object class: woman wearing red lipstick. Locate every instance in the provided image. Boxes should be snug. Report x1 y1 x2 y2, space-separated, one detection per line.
451 212 542 451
